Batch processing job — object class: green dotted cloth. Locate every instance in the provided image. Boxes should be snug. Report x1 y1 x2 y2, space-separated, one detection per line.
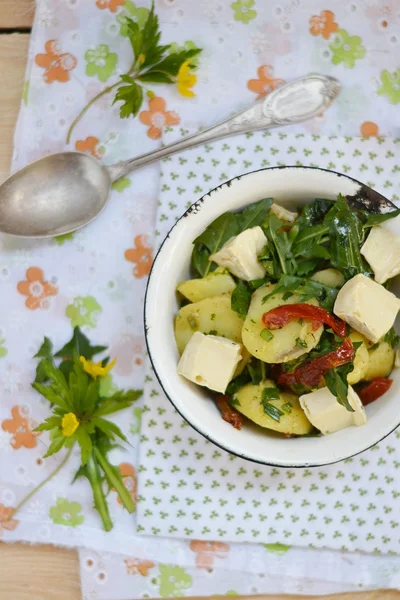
137 131 400 553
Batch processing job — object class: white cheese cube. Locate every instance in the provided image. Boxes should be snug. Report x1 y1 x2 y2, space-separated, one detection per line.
361 225 400 284
270 203 298 223
177 331 242 393
333 273 400 343
299 385 366 435
209 226 267 281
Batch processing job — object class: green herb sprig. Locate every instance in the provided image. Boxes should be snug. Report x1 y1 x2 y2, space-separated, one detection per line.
67 2 202 142
10 328 142 532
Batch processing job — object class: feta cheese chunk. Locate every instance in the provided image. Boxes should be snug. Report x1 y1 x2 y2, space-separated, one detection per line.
299 385 366 435
333 273 400 343
209 226 267 281
361 225 400 284
177 331 242 393
270 203 298 223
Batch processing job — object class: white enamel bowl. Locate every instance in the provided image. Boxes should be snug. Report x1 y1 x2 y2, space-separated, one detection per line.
145 167 400 467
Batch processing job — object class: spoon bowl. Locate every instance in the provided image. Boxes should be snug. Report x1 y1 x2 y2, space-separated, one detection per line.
0 152 111 237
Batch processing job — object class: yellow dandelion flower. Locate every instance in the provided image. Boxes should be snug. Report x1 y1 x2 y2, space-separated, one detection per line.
177 60 197 98
80 356 117 378
62 413 80 437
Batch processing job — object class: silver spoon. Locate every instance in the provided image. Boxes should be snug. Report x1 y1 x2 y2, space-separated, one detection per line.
0 75 341 238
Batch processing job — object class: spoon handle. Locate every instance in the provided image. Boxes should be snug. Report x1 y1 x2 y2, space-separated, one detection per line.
107 74 340 182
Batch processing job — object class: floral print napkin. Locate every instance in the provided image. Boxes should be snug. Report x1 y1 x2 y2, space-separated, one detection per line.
1 0 400 598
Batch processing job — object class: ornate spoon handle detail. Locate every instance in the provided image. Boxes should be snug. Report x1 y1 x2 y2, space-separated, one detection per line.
107 75 340 181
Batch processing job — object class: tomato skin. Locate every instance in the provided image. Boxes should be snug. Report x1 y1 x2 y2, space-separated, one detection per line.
278 338 354 388
262 303 347 337
215 395 243 430
358 377 393 406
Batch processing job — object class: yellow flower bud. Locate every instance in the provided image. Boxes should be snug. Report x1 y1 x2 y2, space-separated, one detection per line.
62 413 79 437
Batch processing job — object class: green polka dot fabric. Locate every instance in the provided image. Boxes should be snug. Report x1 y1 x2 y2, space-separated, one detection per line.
137 132 400 553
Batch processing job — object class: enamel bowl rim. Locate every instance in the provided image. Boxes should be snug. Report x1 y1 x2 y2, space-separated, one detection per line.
144 165 400 468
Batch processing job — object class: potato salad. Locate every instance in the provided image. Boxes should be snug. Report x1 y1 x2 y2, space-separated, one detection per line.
174 195 400 437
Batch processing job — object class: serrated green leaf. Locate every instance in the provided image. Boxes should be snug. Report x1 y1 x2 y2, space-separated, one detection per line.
140 48 201 79
138 71 174 84
94 389 143 417
32 363 73 412
113 76 144 119
55 327 107 361
34 416 62 432
34 337 53 359
68 356 91 413
139 3 170 69
43 435 67 458
92 416 128 443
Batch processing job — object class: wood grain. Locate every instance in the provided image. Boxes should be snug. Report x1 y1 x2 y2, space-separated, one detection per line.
0 543 81 600
0 34 30 182
0 0 35 28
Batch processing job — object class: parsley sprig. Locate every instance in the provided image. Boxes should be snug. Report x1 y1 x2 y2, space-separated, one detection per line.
67 2 201 143
10 328 142 532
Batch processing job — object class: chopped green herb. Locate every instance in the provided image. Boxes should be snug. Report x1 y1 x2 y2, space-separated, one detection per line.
383 327 400 349
262 387 280 401
260 328 274 342
249 278 267 290
281 402 292 414
206 330 218 336
229 397 241 407
296 338 308 348
211 313 216 321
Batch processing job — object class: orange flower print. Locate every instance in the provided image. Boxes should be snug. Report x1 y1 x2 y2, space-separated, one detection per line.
360 121 379 138
309 10 339 40
139 97 180 140
124 558 155 576
115 463 137 505
75 136 101 159
1 406 40 450
35 40 77 83
247 65 284 100
96 0 124 12
189 540 229 569
0 504 19 536
125 235 153 278
17 267 58 310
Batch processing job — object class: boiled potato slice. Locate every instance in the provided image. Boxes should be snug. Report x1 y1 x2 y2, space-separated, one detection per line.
364 341 394 381
234 380 313 435
177 267 235 303
310 268 345 289
174 293 243 354
242 284 323 363
347 331 370 385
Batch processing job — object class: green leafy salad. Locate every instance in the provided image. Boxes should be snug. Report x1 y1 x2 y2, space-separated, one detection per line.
174 195 400 437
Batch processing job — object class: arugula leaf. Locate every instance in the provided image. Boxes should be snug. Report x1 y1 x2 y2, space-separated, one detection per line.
292 223 330 260
249 278 267 289
295 259 320 276
263 214 297 276
362 208 400 228
226 370 251 396
238 198 272 231
231 280 251 318
191 244 211 277
262 274 338 311
325 365 355 412
192 212 239 277
296 198 334 229
55 327 107 361
247 358 265 385
384 327 400 348
113 75 144 119
324 194 371 280
193 212 238 254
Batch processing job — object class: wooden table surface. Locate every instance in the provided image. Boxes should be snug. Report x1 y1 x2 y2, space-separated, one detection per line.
0 3 399 599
